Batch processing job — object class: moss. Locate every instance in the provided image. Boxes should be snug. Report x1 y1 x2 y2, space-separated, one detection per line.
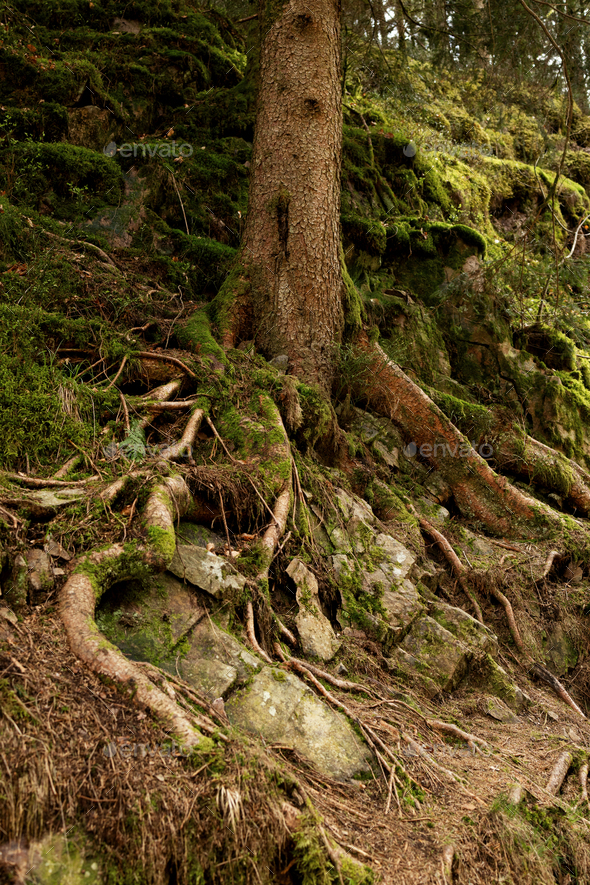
146 524 176 564
429 390 493 440
297 383 334 449
1 143 124 217
178 308 229 366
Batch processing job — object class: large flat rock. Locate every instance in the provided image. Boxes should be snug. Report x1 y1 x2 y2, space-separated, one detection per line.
226 667 374 781
181 619 261 699
169 544 246 599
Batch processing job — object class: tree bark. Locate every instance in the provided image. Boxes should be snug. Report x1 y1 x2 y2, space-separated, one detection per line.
235 0 344 389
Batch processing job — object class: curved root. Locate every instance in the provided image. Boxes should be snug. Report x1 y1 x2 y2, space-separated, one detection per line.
354 332 561 537
59 475 210 747
417 514 484 623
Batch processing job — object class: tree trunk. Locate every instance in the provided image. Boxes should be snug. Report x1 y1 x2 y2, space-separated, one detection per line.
238 0 344 389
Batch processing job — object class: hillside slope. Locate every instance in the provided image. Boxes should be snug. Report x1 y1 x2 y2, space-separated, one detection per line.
3 3 590 884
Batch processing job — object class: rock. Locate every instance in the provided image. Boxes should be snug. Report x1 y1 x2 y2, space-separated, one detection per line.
415 496 450 525
352 409 404 457
481 696 519 723
373 440 399 469
386 648 441 699
26 548 54 602
479 654 529 712
269 354 289 372
430 601 498 655
169 544 246 599
181 619 261 699
68 106 113 149
225 666 373 781
176 521 225 550
399 616 470 692
334 488 375 524
112 16 142 33
0 833 101 884
336 662 348 676
380 580 424 640
99 573 205 665
542 623 578 676
458 528 496 562
287 558 340 661
373 534 416 580
44 538 72 560
3 553 28 610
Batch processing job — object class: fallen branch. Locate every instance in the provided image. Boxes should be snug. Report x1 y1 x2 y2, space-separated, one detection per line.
545 751 572 796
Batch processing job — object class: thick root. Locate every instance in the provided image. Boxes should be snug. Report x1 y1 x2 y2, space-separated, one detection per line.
495 433 590 517
59 475 210 747
354 332 561 537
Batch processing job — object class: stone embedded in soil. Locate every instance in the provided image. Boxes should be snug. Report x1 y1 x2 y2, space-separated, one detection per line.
180 619 261 699
287 558 340 661
541 622 578 676
225 666 374 781
25 548 54 602
481 695 519 723
175 521 225 550
380 579 424 639
397 616 470 692
169 544 246 599
430 601 498 655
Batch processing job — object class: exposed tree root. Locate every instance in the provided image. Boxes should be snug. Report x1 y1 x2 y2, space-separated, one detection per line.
495 433 590 517
580 762 589 807
245 601 272 664
530 663 587 719
409 511 587 720
416 514 484 623
489 587 527 655
426 719 489 754
136 351 196 378
354 332 562 537
542 549 562 581
161 407 205 461
545 751 573 796
59 474 211 747
2 473 99 488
